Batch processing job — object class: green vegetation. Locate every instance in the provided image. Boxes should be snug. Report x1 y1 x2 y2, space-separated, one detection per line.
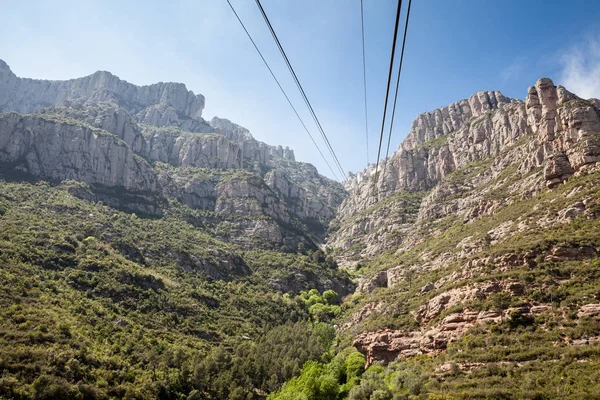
299 289 341 322
467 109 497 127
414 135 449 152
274 315 600 400
140 124 221 140
336 191 425 231
0 178 349 399
268 347 366 400
285 140 600 399
444 156 493 186
32 112 116 138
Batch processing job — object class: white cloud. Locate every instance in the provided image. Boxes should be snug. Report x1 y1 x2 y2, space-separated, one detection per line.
559 38 600 99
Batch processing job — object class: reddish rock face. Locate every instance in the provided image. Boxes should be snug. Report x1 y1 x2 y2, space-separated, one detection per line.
353 309 505 367
353 301 594 367
545 153 575 188
546 245 597 261
353 288 600 367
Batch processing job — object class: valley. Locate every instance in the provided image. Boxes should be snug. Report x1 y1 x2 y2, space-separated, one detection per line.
0 59 599 399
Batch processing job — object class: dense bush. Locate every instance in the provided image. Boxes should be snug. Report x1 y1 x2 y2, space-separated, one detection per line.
268 348 366 400
0 179 348 399
299 289 341 322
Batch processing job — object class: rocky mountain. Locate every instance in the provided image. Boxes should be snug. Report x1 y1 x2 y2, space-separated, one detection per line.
0 59 209 131
330 78 599 262
303 77 600 399
2 55 600 399
0 60 353 399
0 60 345 249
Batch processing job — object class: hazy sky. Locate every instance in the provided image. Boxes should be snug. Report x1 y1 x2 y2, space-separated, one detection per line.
2 0 600 179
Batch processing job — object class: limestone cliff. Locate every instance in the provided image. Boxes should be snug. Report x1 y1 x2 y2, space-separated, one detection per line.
330 78 600 262
0 59 345 249
0 59 207 131
0 112 157 194
329 78 600 370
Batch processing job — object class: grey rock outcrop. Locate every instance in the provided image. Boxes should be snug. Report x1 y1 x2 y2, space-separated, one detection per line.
0 59 208 133
266 167 337 221
209 116 297 170
0 112 157 193
144 128 243 169
215 174 289 222
0 59 346 248
36 104 146 153
36 105 244 170
331 78 600 262
338 92 523 223
402 91 514 150
339 79 600 218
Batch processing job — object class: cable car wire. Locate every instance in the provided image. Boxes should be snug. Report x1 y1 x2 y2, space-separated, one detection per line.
255 0 347 180
225 0 340 180
372 0 404 191
381 0 412 184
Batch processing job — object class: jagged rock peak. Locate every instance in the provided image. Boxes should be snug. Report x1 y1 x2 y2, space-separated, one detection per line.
209 116 296 162
345 90 517 193
402 90 516 151
0 59 205 126
210 117 253 139
330 76 600 270
338 77 600 224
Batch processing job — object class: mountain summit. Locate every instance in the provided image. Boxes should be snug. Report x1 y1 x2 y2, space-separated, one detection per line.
0 59 345 248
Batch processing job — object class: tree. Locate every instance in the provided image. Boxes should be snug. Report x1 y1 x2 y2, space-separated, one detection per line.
322 290 338 305
32 375 75 400
311 250 325 264
344 351 366 380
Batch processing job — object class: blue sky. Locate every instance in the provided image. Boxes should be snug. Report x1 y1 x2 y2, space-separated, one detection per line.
2 0 600 179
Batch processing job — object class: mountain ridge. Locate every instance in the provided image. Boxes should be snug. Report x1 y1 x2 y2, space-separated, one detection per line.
262 77 600 399
333 78 598 243
2 58 600 399
0 59 345 249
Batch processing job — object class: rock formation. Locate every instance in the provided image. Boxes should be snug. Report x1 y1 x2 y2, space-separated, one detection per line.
0 59 345 249
0 112 157 193
330 78 600 262
0 59 206 129
327 78 600 369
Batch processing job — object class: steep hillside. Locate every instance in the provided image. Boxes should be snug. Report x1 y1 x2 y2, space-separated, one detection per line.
0 179 352 399
329 79 598 264
3 56 600 400
0 60 345 248
0 60 350 399
270 78 600 399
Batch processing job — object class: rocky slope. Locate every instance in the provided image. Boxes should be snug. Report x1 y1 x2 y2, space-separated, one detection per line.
0 60 345 249
330 78 599 262
0 60 353 399
321 78 600 398
260 78 600 400
0 176 354 399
